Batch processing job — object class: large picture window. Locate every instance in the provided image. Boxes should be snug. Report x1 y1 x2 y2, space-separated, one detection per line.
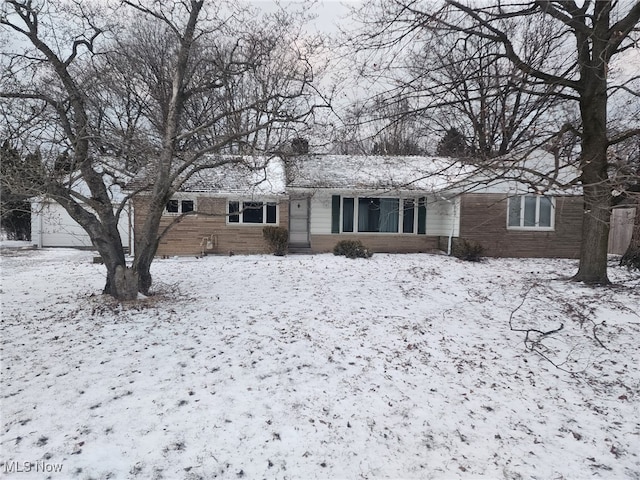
228 201 278 224
508 195 555 230
331 195 426 234
358 198 399 232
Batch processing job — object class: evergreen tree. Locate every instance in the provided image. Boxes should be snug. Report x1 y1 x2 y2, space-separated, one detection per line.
436 128 468 157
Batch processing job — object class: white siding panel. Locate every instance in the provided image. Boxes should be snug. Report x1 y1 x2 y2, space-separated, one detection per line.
35 203 93 247
310 193 333 235
426 198 459 237
32 201 131 249
453 197 460 236
309 192 461 237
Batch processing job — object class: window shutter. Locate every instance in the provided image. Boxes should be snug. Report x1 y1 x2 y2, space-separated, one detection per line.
331 195 340 233
417 197 427 234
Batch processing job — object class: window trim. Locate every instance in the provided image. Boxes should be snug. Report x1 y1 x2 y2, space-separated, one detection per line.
507 195 555 231
226 199 279 225
164 197 196 216
332 195 426 235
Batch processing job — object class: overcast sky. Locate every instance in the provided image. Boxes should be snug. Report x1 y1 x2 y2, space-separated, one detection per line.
249 0 357 33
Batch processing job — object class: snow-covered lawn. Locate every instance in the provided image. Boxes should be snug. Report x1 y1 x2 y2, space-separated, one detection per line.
1 248 639 480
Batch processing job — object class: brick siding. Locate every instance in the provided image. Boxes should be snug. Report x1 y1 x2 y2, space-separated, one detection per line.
133 196 289 256
310 234 439 254
458 193 583 258
134 192 583 258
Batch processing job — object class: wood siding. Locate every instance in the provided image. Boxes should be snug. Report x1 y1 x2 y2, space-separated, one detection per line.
608 207 635 255
458 193 583 258
133 196 289 256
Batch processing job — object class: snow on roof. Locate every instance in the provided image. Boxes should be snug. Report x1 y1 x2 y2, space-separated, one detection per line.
126 155 286 195
167 151 580 196
182 156 286 195
286 155 478 194
468 149 582 195
32 177 127 205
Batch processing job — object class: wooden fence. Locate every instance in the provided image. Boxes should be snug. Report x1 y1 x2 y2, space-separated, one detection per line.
608 207 636 255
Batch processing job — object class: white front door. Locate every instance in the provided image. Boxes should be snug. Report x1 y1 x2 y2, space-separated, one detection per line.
289 198 310 246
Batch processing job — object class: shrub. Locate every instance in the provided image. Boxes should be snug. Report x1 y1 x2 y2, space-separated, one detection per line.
263 226 288 256
452 238 485 262
333 240 373 259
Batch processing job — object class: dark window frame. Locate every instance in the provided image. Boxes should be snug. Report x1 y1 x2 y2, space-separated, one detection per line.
165 198 197 215
331 195 427 235
227 200 279 225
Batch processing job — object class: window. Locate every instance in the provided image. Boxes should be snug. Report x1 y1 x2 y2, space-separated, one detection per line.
343 197 354 232
165 199 195 215
403 199 415 233
331 195 427 234
508 195 554 230
228 201 278 224
417 197 427 234
243 201 263 223
358 197 399 232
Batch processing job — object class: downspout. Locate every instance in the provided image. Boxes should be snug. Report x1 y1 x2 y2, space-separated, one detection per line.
448 198 458 256
39 204 43 248
129 199 134 257
439 195 457 256
447 200 456 256
33 199 43 248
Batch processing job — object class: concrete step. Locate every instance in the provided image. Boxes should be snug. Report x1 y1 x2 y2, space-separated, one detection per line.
288 245 312 254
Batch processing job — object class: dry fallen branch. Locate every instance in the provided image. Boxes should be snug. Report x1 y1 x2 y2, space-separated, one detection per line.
508 281 622 373
509 283 564 349
508 283 583 373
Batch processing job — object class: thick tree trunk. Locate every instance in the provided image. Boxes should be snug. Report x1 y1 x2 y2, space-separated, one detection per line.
573 181 611 284
127 2 205 296
51 187 138 300
103 264 139 300
572 71 611 284
92 225 139 300
133 243 157 296
132 196 166 295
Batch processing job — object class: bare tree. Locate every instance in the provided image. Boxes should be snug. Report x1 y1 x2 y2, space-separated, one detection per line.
329 101 372 154
347 0 640 284
0 141 32 240
344 3 571 157
369 98 426 155
612 136 640 269
331 97 427 155
414 29 570 158
1 0 326 298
